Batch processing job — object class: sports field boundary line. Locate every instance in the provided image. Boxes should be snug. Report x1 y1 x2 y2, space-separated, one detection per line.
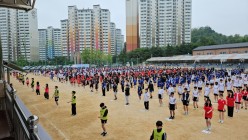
33 105 69 140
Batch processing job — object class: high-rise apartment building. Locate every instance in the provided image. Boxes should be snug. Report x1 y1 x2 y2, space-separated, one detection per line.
110 22 116 55
116 29 124 55
38 26 61 60
126 0 139 52
127 0 192 49
38 29 47 61
60 19 69 58
0 8 39 62
62 5 120 62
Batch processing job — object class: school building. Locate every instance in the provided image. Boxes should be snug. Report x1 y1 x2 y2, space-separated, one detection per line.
192 42 248 55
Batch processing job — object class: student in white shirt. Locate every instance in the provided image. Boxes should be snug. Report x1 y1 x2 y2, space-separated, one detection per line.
158 86 164 107
144 88 150 110
169 92 177 119
204 83 211 101
177 83 183 99
213 82 219 103
218 79 225 94
167 84 174 96
192 86 199 109
226 78 233 92
197 80 203 94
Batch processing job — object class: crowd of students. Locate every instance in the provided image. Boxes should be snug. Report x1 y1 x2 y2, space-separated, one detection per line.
13 66 248 134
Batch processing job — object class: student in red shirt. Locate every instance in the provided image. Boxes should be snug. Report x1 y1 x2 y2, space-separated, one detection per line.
226 90 235 117
234 87 242 113
218 94 226 123
204 98 213 131
44 84 49 100
241 87 248 110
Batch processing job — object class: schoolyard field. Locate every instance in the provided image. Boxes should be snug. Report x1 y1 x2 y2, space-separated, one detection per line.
11 74 248 140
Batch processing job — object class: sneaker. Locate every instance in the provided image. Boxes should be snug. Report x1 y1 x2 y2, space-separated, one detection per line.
169 116 173 119
221 120 224 124
245 108 247 110
172 116 175 119
103 132 107 136
101 132 104 135
218 120 221 123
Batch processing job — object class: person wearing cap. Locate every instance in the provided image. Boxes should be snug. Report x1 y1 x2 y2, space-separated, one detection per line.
68 91 76 116
125 83 130 105
150 120 167 140
144 88 150 110
52 86 59 106
181 88 190 115
98 103 108 136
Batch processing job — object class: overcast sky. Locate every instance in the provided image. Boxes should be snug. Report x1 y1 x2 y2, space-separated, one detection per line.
36 0 248 38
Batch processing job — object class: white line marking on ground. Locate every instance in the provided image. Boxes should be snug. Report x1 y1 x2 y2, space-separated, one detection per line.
33 106 69 140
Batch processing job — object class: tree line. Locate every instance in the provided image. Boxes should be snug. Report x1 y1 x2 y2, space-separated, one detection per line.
113 26 248 65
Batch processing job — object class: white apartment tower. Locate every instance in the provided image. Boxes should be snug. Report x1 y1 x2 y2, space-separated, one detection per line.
53 28 61 57
60 19 69 58
0 8 39 62
38 29 47 61
139 0 192 47
77 8 94 51
116 29 124 55
38 27 62 60
110 22 116 55
17 9 39 61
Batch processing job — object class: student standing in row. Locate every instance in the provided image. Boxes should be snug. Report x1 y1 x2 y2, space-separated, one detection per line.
234 87 242 113
204 98 213 131
36 82 40 95
102 80 106 96
192 86 199 109
218 94 226 123
144 88 150 110
137 83 143 101
44 84 49 99
26 77 29 87
52 86 59 106
169 92 176 119
113 82 118 100
31 78 35 92
148 81 154 99
182 88 190 115
150 121 167 140
158 86 164 107
98 103 108 137
125 84 130 105
226 90 235 117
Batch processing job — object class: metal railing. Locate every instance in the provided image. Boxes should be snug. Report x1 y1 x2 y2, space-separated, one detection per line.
3 82 51 140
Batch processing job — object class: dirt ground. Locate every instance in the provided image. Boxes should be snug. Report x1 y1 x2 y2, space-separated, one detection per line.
11 74 248 140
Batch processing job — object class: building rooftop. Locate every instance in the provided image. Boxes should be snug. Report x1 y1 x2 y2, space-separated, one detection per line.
147 53 248 62
193 42 248 51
